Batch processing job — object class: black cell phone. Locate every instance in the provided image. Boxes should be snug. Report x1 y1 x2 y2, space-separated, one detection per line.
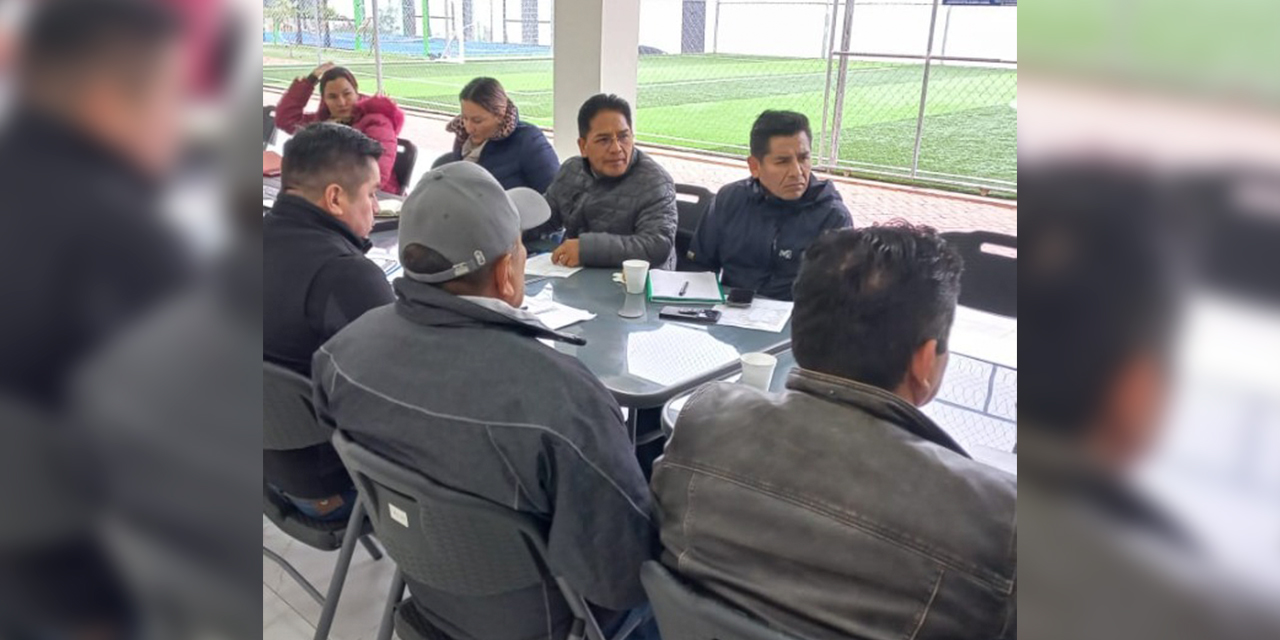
659 307 722 324
726 288 755 308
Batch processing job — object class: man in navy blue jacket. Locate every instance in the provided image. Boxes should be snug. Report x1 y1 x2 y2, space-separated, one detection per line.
688 110 852 300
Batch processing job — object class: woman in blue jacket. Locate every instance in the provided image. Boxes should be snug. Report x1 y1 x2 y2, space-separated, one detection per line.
439 77 561 192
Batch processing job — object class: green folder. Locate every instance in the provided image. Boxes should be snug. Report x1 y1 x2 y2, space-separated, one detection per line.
645 270 725 304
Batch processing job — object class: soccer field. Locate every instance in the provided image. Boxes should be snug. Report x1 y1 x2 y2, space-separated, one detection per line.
263 47 1017 189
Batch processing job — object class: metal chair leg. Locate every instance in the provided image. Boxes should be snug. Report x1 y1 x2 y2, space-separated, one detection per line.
359 534 383 561
375 568 406 640
263 546 324 606
313 499 367 640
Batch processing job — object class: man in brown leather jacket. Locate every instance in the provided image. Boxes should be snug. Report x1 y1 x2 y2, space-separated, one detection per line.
652 224 1017 640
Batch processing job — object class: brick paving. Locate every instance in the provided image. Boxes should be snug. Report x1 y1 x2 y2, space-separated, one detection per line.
265 88 1017 236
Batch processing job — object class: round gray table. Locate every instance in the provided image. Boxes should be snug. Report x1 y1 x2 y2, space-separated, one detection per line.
522 269 792 409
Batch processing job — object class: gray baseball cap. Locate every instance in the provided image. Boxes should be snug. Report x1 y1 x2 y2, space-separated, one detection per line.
399 162 551 284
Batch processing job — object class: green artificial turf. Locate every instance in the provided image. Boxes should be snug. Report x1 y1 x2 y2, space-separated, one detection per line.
264 48 1017 190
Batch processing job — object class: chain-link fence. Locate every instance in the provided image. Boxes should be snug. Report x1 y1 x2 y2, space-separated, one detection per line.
638 0 1016 194
263 0 555 123
262 0 1016 193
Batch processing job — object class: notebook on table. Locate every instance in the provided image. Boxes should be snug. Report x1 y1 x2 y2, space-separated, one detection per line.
646 270 724 304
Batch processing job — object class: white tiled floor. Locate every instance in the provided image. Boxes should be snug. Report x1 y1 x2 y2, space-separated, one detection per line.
263 516 399 640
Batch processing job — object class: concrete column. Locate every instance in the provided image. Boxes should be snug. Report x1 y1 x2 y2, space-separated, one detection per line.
551 0 640 160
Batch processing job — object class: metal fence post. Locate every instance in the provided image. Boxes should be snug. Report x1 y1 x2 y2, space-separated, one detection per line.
711 0 720 54
423 0 431 55
826 0 856 170
372 0 384 94
817 0 841 168
910 0 943 178
355 0 365 51
316 0 325 64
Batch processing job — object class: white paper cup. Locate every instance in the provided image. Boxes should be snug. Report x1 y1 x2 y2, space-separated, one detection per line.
739 352 778 391
622 259 650 295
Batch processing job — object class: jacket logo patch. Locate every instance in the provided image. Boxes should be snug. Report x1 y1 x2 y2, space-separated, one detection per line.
389 503 409 528
778 249 794 260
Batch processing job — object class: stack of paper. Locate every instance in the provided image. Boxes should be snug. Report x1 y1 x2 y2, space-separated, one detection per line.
524 253 583 279
523 291 596 331
377 199 403 217
646 270 724 304
365 247 402 282
713 298 794 333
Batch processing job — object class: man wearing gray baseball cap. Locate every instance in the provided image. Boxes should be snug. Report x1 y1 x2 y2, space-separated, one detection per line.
313 162 658 640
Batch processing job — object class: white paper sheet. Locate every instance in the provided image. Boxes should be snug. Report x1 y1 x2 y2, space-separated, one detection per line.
523 292 596 331
524 253 583 278
713 298 794 333
365 247 402 282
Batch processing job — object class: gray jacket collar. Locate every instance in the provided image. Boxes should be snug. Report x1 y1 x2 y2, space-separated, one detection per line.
786 368 969 457
392 277 587 346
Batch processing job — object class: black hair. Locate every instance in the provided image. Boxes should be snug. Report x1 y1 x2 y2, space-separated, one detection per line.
1019 165 1180 435
459 77 509 116
319 66 360 95
401 244 498 293
21 0 181 88
577 94 632 139
750 110 812 158
791 223 964 390
281 123 384 194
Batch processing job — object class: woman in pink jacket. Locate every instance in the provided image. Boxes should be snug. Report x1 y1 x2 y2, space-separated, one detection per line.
275 62 407 194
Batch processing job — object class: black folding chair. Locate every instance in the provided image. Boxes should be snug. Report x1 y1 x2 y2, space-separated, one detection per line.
332 430 649 640
262 362 382 640
263 105 277 148
393 138 419 194
640 562 807 640
430 151 456 170
674 184 714 271
942 231 1017 318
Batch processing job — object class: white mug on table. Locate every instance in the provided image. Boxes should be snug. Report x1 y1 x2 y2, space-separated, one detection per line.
621 260 650 295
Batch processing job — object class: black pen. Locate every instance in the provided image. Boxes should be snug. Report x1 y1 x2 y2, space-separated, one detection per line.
678 282 689 297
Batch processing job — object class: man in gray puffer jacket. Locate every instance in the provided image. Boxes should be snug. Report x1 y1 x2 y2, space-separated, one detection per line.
544 94 678 269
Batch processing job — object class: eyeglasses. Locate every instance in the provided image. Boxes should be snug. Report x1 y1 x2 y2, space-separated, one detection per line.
589 131 633 148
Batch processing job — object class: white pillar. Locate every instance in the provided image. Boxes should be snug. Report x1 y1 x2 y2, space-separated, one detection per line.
551 0 640 160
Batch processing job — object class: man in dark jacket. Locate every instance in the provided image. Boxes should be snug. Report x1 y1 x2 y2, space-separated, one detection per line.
1018 166 1280 640
689 110 851 300
314 162 656 640
263 123 393 521
0 2 189 637
544 94 678 269
653 224 1017 640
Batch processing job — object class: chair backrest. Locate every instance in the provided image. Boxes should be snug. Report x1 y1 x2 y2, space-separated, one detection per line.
393 138 419 194
430 151 456 170
640 562 805 640
675 184 714 271
331 430 549 597
262 361 332 451
263 105 276 146
942 231 1017 318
